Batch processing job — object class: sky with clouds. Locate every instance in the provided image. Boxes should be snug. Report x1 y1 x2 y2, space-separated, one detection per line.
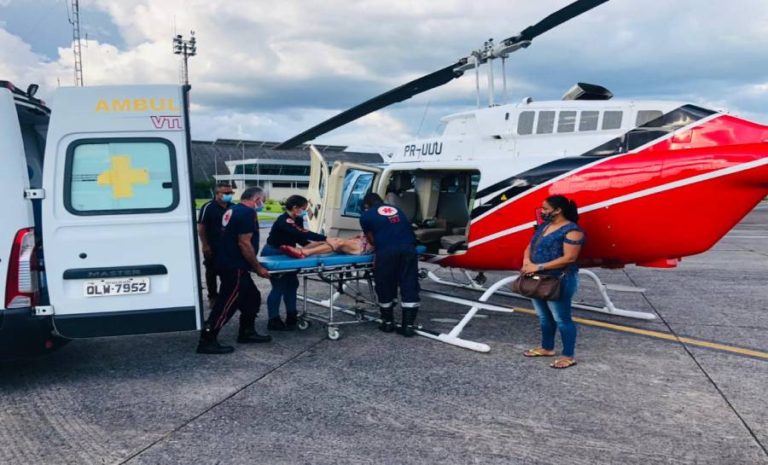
1 0 767 151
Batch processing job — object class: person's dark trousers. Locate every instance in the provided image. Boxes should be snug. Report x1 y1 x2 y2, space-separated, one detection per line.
203 250 219 302
373 244 420 336
372 245 421 308
203 268 260 339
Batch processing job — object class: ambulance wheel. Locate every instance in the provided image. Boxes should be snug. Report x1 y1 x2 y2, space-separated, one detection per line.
327 327 341 341
297 318 310 331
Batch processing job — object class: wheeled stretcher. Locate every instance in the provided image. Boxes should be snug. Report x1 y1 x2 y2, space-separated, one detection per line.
258 246 426 340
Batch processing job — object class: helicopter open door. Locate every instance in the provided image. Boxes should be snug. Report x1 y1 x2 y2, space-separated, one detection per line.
306 145 329 234
323 161 382 238
377 168 481 255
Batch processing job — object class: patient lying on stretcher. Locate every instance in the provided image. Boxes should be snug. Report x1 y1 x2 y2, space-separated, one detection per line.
279 235 375 258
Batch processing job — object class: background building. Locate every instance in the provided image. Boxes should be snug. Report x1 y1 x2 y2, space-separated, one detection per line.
190 139 383 200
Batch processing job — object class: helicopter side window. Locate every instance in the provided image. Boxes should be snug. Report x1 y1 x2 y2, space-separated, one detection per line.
517 111 535 135
342 170 375 218
557 111 577 133
579 111 599 131
636 110 663 126
536 111 555 134
602 111 623 130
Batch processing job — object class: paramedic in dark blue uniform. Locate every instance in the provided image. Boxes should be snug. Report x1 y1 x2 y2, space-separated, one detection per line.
197 182 234 305
261 195 327 331
360 193 420 336
197 186 272 354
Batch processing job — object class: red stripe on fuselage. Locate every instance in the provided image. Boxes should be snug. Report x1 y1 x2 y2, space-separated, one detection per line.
442 115 768 270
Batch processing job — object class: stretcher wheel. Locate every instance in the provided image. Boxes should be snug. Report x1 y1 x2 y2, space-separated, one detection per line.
418 268 428 280
327 327 341 341
297 318 310 330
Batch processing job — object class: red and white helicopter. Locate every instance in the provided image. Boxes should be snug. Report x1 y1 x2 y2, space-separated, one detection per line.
276 0 768 351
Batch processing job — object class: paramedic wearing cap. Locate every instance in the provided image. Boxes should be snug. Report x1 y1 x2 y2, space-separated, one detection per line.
197 182 234 306
360 193 420 337
197 186 272 354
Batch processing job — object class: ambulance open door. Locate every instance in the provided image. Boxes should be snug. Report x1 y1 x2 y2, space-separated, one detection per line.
305 145 329 235
41 85 202 338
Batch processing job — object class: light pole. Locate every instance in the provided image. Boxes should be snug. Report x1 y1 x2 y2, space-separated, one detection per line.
173 31 197 86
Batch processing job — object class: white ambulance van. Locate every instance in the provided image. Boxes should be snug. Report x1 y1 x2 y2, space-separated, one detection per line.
0 81 202 357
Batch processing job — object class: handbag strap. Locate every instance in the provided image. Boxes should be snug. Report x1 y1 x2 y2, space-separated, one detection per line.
531 224 568 279
532 223 550 252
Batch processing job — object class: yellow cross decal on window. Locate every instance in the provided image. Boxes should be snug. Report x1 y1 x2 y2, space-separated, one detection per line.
96 155 150 199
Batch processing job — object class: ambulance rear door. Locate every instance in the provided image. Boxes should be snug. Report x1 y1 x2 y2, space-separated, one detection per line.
42 85 202 338
305 145 329 235
324 162 382 237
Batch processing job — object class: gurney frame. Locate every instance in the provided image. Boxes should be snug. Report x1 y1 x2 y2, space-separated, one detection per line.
271 262 380 340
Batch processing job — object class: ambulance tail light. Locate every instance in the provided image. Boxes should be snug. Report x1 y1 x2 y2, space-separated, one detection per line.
5 228 39 309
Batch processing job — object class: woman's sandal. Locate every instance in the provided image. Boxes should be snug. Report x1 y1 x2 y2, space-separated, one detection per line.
523 348 555 357
550 358 577 369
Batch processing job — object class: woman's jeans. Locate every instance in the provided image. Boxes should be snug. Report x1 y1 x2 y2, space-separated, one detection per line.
530 273 578 357
260 245 299 319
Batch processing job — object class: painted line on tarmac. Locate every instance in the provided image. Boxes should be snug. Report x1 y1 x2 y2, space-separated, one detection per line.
512 307 768 361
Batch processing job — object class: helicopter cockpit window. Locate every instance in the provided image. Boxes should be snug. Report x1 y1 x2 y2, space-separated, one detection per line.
342 170 375 218
557 111 577 133
517 111 535 135
536 111 555 134
579 111 599 131
602 111 623 130
636 110 663 126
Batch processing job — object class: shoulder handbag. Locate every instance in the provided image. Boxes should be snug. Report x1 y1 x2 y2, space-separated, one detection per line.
511 272 564 301
512 224 564 301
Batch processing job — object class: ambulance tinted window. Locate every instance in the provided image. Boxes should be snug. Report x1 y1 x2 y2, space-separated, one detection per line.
602 111 623 130
66 139 178 215
517 111 535 135
342 170 375 217
536 111 555 134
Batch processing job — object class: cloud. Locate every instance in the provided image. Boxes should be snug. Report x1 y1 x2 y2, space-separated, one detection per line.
2 0 768 148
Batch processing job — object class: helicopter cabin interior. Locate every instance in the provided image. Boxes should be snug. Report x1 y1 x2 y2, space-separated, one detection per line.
316 162 480 255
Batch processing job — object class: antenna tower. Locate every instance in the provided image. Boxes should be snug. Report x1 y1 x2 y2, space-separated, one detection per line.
68 0 84 86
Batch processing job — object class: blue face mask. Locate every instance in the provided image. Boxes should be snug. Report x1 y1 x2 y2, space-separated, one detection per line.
298 210 308 219
254 200 264 212
222 194 233 203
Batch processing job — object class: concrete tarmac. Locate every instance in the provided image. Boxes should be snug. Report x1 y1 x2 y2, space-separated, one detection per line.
1 206 767 465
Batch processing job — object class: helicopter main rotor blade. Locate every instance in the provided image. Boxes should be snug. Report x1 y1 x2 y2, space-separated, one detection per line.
519 0 609 42
276 0 610 150
274 62 464 150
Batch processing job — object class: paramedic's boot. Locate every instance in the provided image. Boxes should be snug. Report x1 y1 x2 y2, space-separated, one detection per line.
285 313 299 330
196 326 234 354
397 308 418 337
379 307 395 333
237 327 272 344
267 317 289 331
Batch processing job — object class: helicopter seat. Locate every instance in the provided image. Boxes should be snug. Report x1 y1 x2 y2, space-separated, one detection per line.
386 189 447 245
435 192 470 251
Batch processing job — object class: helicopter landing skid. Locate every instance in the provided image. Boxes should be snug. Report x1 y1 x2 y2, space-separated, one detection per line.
425 268 656 321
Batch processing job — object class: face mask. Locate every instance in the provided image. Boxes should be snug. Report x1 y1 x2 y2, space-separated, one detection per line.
298 210 308 219
221 194 233 203
541 209 560 222
254 200 264 212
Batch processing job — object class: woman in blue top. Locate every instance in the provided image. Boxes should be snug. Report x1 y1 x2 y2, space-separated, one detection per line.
520 195 585 369
262 195 327 330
